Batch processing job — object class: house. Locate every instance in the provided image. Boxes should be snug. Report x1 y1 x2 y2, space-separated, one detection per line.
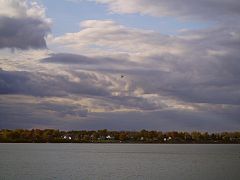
63 135 72 140
106 135 115 140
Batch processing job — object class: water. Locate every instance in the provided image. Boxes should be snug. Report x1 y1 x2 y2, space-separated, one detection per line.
0 144 240 180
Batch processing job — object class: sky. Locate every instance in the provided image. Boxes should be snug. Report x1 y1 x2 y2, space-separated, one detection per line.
0 0 240 131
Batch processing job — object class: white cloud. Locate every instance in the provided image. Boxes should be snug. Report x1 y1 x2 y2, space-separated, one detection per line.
48 20 184 58
0 0 29 17
94 0 240 21
0 0 49 21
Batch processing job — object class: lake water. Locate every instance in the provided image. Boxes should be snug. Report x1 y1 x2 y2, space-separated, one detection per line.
0 144 240 180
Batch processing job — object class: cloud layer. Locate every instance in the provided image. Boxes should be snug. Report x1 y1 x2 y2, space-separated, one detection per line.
0 0 50 50
0 0 240 131
95 0 240 21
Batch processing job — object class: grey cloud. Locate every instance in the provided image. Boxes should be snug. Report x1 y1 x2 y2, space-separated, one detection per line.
40 44 240 106
109 96 164 111
0 101 73 129
41 53 97 64
117 26 240 106
41 53 137 69
38 103 88 117
0 16 50 50
126 59 240 105
1 99 239 131
96 0 240 21
83 109 240 132
0 69 110 97
0 68 167 114
156 0 240 20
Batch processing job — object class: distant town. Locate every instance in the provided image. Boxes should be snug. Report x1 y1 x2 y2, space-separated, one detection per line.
0 129 240 143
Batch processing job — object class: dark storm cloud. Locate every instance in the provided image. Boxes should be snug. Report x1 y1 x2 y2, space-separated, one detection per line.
109 96 164 111
0 69 109 97
0 16 50 49
1 99 239 131
0 100 55 129
0 100 88 129
38 103 88 117
82 109 240 132
41 53 96 64
41 53 137 68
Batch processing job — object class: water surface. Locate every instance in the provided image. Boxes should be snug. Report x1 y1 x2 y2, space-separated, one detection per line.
0 144 240 180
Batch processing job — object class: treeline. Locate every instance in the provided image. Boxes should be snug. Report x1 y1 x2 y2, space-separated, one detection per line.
0 129 240 143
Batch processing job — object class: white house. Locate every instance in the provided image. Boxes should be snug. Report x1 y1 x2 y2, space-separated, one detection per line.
106 135 114 140
63 135 72 140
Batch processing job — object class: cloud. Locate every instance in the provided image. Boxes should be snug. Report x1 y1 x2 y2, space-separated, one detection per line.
49 20 182 57
45 28 240 107
1 95 239 131
0 95 88 129
0 69 110 97
38 103 88 117
84 109 240 131
1 45 240 130
41 53 139 72
41 53 97 65
40 47 240 107
1 1 240 130
0 0 50 50
0 16 50 50
49 19 239 63
48 18 240 106
94 0 240 21
0 66 174 116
